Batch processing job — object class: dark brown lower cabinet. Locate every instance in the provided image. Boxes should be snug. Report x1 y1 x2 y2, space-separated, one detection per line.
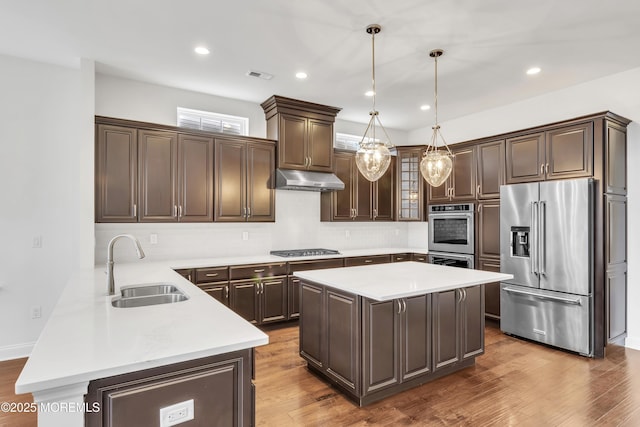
85 349 254 427
478 258 501 320
299 280 481 406
432 285 484 372
199 281 230 306
230 277 287 325
362 294 432 396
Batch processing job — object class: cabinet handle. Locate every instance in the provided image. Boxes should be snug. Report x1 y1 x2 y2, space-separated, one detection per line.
173 205 178 217
545 163 549 174
458 289 464 303
463 288 467 301
398 300 402 314
187 274 192 282
478 205 483 213
247 206 251 218
396 257 404 261
243 207 247 218
133 204 137 217
178 205 183 218
225 285 229 299
206 273 219 277
477 185 481 195
364 259 373 263
254 268 265 273
540 164 545 174
373 208 378 219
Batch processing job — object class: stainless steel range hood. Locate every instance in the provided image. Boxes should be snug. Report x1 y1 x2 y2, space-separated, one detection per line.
275 169 344 192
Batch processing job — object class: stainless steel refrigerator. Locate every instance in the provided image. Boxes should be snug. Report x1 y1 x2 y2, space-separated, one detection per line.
500 178 594 356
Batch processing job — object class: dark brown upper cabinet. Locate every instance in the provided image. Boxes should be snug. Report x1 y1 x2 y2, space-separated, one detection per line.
177 134 214 222
506 122 593 184
396 147 425 221
605 121 627 196
427 145 476 202
476 140 505 199
138 129 177 222
95 124 138 222
138 131 214 222
321 151 395 221
261 95 341 173
214 138 275 222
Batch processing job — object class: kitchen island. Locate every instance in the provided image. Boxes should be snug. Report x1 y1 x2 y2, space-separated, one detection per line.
294 261 512 406
14 262 269 427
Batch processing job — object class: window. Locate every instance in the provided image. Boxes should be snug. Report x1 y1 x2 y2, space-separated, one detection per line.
335 132 397 155
177 107 249 136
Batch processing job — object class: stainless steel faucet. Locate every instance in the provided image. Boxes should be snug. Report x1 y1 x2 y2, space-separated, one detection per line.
106 234 146 295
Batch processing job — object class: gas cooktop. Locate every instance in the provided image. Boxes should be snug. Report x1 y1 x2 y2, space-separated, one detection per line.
270 248 340 258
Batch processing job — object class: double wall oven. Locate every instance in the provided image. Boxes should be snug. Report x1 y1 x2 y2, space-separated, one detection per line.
428 203 475 269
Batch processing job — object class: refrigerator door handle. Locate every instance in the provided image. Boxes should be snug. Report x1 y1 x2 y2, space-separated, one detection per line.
539 201 546 276
531 201 538 275
503 287 583 305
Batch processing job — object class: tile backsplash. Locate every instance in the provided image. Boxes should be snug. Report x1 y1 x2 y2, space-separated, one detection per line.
95 190 428 264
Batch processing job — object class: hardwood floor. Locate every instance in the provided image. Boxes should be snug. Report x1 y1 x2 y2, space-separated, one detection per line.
254 321 640 426
0 358 36 427
2 322 640 426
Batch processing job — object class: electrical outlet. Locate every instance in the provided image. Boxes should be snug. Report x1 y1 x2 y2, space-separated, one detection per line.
150 233 158 244
242 231 249 241
160 399 194 427
31 306 41 319
33 235 42 248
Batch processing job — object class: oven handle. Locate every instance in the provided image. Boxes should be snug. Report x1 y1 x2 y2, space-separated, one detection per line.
503 287 582 305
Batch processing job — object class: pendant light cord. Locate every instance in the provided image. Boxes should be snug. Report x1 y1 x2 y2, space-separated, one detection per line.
371 27 377 142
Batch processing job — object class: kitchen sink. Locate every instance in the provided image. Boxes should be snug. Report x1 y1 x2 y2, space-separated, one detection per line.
112 293 189 308
120 282 180 298
112 282 189 308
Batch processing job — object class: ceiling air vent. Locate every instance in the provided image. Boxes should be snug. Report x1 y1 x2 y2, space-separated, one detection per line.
246 70 273 80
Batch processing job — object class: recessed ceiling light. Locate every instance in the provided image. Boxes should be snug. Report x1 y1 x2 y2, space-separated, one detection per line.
194 46 210 55
420 105 431 111
365 90 375 97
295 72 308 80
526 67 541 75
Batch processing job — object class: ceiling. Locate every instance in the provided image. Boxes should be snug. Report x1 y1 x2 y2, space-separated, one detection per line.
2 0 640 131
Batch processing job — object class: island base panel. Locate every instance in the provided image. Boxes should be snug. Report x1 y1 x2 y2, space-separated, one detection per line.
85 349 254 427
306 358 475 406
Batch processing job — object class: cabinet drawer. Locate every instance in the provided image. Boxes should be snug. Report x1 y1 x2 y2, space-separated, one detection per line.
195 266 229 284
230 263 287 280
288 258 344 273
344 255 392 267
411 254 429 263
174 268 194 283
391 253 411 262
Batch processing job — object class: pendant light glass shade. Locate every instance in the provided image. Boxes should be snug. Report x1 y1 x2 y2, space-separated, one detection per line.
420 126 453 187
420 49 454 187
356 24 394 182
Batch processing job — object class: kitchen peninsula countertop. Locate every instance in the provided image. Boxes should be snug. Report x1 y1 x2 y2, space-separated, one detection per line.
15 247 427 396
294 261 513 301
15 262 268 396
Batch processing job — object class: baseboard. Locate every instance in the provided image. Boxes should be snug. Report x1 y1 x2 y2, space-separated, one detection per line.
624 336 640 352
0 342 33 362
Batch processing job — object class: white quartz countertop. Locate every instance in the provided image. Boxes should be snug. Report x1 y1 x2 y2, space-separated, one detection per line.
294 261 513 301
15 247 427 395
15 262 269 395
169 247 428 269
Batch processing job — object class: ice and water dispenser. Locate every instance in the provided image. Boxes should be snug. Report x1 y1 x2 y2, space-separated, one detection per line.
510 226 530 257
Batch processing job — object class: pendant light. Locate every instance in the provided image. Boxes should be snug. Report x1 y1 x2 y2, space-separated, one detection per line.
355 24 394 182
420 49 453 187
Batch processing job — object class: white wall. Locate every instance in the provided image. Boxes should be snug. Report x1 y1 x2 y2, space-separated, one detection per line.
0 54 83 360
94 75 416 264
409 67 640 351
